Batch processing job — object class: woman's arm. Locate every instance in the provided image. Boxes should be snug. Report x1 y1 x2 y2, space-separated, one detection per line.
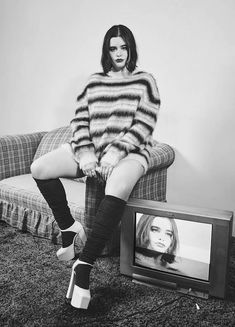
70 85 98 170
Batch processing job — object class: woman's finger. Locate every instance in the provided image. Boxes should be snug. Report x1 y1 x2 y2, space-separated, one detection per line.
107 166 114 179
83 169 96 177
91 169 96 177
100 167 106 180
102 165 113 180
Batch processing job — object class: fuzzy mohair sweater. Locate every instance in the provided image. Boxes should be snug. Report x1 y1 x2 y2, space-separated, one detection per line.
70 71 160 169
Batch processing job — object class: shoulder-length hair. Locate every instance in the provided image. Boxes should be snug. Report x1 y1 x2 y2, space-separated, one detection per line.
101 24 138 74
136 215 179 257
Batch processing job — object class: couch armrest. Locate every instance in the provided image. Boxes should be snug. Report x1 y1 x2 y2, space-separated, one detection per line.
129 143 174 201
148 143 175 171
0 132 46 180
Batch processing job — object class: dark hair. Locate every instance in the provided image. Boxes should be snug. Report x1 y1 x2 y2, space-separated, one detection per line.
101 24 138 74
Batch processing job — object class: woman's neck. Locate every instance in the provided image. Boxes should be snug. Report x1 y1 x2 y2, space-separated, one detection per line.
108 67 132 78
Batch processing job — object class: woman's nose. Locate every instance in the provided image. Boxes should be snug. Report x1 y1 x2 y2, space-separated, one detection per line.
116 49 122 56
158 233 164 241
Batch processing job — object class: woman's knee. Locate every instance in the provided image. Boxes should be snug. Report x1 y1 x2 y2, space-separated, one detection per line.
30 159 48 180
105 160 144 200
105 178 132 200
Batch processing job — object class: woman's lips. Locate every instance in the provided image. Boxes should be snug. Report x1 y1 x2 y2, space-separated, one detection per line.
116 59 124 62
154 242 165 248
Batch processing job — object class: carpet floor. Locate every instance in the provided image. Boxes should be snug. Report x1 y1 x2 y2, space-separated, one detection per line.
0 221 235 327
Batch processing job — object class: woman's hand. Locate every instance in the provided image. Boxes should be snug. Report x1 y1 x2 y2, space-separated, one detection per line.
82 162 97 177
96 162 114 181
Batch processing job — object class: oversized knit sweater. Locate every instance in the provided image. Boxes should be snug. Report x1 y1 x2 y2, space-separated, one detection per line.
70 71 160 170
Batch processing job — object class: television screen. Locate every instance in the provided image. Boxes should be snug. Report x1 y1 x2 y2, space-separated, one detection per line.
120 199 233 299
134 213 212 281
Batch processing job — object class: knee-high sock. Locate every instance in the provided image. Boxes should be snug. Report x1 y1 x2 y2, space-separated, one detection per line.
34 178 74 230
79 195 126 265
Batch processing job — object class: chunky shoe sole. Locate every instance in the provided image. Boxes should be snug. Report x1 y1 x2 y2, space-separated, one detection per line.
66 259 92 309
71 285 91 309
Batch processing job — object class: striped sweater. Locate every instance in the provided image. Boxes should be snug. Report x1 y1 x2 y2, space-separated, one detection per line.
70 71 160 169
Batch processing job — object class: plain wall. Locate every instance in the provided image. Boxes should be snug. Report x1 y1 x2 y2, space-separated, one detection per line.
0 0 234 234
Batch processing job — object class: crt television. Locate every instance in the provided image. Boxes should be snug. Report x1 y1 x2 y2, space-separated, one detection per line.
120 199 233 299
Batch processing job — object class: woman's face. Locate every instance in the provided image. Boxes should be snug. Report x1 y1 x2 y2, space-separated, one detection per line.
109 36 128 72
148 217 173 253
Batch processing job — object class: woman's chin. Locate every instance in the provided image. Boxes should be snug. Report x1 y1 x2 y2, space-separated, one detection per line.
153 247 166 253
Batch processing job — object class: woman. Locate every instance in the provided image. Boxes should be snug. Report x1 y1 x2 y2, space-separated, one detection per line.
31 24 160 309
135 214 179 269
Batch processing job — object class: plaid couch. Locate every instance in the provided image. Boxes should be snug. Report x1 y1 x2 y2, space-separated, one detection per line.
0 126 175 255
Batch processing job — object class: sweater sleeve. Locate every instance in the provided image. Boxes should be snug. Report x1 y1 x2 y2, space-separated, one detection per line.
100 73 160 166
70 83 97 169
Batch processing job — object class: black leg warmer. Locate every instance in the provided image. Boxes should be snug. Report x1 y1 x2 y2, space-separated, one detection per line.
79 195 126 265
34 178 74 230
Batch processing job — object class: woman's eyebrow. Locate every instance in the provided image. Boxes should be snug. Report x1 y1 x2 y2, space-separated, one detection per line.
151 225 160 229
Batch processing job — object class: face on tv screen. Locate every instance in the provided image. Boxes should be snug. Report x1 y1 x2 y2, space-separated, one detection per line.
134 213 212 281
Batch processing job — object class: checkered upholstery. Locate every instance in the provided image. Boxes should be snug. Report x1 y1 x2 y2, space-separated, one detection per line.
0 126 175 255
0 132 46 180
33 126 72 160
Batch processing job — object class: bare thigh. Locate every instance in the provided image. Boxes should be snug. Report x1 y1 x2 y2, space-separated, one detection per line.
105 159 144 201
31 145 81 180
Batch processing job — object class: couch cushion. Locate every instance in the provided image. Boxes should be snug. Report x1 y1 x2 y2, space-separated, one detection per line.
34 126 72 160
0 174 85 239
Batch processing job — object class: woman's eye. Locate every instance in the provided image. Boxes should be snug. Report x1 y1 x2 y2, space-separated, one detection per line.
151 227 159 233
109 47 116 52
166 232 173 237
